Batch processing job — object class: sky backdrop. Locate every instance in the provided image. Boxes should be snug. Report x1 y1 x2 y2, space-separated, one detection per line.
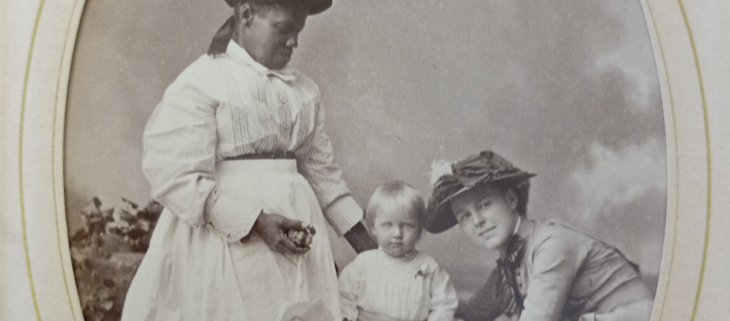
65 0 667 295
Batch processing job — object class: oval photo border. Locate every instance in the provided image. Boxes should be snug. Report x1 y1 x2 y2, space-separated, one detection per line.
8 0 718 320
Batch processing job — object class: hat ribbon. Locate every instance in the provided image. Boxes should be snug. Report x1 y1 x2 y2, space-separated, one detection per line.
208 16 236 56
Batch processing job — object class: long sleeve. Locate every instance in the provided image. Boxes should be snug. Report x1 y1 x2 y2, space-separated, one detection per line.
338 261 361 321
296 96 362 236
142 60 263 243
427 265 458 321
456 269 504 321
518 235 585 321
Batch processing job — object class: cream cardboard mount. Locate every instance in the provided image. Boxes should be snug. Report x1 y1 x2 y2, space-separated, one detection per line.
1 0 730 320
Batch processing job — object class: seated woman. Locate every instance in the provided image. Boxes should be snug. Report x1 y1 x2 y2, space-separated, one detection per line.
423 150 653 321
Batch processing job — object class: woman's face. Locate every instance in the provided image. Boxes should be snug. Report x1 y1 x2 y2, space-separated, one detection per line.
449 184 519 252
236 4 307 70
371 207 422 258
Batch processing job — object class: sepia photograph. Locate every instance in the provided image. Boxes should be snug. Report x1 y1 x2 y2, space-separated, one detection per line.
62 0 667 320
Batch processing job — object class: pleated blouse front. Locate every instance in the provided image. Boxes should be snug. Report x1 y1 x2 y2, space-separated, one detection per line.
142 40 362 243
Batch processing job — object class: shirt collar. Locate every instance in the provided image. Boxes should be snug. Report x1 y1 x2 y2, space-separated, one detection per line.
376 246 419 263
226 40 297 82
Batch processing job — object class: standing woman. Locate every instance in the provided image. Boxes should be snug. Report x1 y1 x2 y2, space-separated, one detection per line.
122 1 374 320
424 151 653 321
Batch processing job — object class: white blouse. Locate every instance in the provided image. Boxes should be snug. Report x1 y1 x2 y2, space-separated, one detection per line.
339 249 458 321
142 40 362 242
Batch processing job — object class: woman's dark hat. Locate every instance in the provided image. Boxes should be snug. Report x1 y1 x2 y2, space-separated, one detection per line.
223 0 332 14
424 150 536 234
209 0 333 55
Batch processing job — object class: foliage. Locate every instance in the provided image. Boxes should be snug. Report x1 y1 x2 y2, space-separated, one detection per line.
69 197 162 321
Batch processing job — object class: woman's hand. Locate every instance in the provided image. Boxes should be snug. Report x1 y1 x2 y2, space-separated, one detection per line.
252 213 311 254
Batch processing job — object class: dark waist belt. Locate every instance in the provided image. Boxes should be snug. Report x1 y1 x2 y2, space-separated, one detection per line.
225 151 296 161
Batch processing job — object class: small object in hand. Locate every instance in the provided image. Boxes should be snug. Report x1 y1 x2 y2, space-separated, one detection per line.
285 225 315 248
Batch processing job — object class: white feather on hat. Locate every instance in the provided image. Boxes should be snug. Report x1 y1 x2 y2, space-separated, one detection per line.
427 159 454 187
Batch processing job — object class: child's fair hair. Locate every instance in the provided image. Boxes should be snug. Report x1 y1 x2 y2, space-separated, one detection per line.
365 181 426 228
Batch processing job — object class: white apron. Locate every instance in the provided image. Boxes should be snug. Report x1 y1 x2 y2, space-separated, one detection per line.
122 159 340 321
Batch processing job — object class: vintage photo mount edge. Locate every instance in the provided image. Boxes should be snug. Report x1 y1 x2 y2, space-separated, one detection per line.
7 0 720 320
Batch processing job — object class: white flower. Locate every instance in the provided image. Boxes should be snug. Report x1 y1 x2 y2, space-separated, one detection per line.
415 263 431 278
428 159 454 186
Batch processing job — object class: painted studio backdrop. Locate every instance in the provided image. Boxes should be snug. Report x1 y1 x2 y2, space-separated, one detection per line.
64 0 666 318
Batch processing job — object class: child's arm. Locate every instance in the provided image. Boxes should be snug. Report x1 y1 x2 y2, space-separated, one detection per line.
428 265 459 321
338 262 361 321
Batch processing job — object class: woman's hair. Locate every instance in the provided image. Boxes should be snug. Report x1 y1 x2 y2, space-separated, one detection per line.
487 179 531 217
365 181 426 228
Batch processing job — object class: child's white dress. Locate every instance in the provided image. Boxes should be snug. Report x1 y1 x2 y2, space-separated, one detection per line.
339 248 458 321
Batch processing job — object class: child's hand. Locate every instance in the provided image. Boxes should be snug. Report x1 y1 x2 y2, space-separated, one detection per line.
252 213 310 254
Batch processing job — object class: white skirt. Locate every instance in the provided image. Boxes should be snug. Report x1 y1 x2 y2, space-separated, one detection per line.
122 160 340 321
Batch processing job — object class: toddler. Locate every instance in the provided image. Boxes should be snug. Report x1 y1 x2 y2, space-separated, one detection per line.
339 181 458 321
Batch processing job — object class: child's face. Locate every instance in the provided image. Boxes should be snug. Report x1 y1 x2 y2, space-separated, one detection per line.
449 184 519 253
371 207 422 258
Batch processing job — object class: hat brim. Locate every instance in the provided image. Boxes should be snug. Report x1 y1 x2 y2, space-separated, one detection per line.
225 0 332 15
305 0 332 15
424 172 535 233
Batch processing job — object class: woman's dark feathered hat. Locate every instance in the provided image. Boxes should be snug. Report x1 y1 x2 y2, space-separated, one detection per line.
424 150 536 233
209 0 333 55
